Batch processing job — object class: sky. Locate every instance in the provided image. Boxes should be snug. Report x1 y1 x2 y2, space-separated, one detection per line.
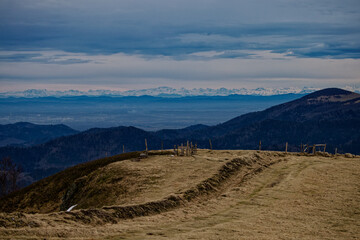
0 0 359 91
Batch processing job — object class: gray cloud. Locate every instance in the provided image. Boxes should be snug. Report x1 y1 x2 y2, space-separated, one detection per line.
0 0 359 91
0 0 359 58
0 52 92 64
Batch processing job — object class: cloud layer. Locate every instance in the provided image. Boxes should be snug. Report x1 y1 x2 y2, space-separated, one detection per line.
0 0 359 90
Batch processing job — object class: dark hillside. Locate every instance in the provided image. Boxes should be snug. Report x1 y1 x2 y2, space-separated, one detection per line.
0 122 78 147
186 88 360 139
155 124 209 140
213 119 360 154
0 126 161 184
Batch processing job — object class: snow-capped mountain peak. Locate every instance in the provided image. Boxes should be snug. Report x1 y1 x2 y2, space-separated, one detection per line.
0 86 359 98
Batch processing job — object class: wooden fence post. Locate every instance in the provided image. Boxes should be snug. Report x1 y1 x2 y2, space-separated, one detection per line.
285 142 288 153
123 145 125 153
145 138 148 156
180 143 184 156
312 144 316 154
259 141 261 151
323 144 326 153
209 139 212 150
335 148 337 155
186 141 189 156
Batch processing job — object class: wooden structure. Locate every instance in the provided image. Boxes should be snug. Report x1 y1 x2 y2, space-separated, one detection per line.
302 144 327 154
174 141 197 157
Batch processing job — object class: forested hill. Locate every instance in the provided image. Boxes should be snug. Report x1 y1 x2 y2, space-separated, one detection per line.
0 122 78 147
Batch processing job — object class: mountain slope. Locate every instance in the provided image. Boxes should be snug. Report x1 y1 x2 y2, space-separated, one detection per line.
230 88 359 121
0 122 78 147
202 88 360 138
179 88 360 153
155 124 209 140
214 119 360 152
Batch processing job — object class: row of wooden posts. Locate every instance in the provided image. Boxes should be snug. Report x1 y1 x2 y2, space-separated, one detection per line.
143 139 199 157
104 139 332 159
259 140 328 154
116 139 330 158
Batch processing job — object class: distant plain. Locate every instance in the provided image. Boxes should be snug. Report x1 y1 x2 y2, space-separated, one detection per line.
0 94 304 130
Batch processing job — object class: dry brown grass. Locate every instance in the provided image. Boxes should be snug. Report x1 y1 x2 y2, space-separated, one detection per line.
0 150 359 239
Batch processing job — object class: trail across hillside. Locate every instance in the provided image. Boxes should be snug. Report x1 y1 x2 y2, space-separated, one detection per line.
0 150 359 239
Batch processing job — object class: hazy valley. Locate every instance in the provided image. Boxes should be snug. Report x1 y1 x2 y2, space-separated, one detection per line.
0 94 303 131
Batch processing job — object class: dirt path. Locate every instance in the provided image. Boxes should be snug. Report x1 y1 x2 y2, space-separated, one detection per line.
1 152 359 239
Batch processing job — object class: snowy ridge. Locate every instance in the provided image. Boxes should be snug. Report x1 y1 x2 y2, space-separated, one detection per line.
0 86 359 98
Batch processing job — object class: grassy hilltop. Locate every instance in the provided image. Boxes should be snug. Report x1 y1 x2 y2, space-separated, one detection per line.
0 149 359 239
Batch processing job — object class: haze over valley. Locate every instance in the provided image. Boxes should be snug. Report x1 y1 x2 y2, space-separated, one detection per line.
0 92 305 131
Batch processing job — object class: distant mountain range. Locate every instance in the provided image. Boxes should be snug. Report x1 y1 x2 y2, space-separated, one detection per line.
1 86 359 98
0 88 359 187
3 86 358 98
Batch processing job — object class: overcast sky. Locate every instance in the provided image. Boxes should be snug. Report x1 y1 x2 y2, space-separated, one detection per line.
0 0 359 91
